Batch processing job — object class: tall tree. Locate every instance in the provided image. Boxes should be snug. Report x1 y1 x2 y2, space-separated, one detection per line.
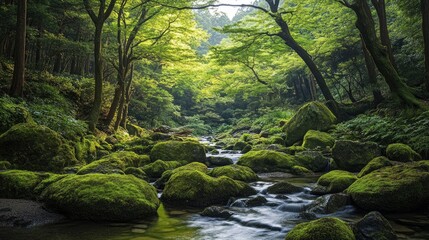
422 0 429 91
9 0 26 97
83 0 117 132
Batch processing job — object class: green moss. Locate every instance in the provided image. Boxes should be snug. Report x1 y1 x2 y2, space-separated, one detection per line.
283 102 337 146
291 165 314 176
315 170 357 194
150 141 206 163
302 130 335 149
141 160 182 178
237 150 297 173
295 151 330 172
0 170 50 199
0 97 33 134
155 162 208 188
124 167 149 181
161 170 256 207
347 162 429 212
75 135 100 162
332 140 382 172
0 123 78 172
386 143 421 162
233 141 248 151
285 217 355 240
34 174 68 195
0 161 11 170
357 157 393 178
77 151 150 175
126 123 151 138
40 174 160 221
208 165 259 182
267 181 303 194
269 136 285 145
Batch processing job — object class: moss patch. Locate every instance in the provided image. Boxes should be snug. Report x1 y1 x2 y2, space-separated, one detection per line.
40 174 160 221
285 217 355 240
154 162 208 189
295 151 330 172
150 141 206 163
237 150 297 173
161 170 256 207
357 157 393 178
0 96 33 134
283 102 337 146
386 143 421 162
302 130 335 149
0 170 50 199
208 165 259 182
347 161 429 212
314 170 357 194
141 160 183 178
0 123 77 172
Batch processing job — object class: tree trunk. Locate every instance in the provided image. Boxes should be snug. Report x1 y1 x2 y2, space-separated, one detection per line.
348 0 424 108
105 78 122 126
422 0 429 91
9 0 26 98
361 35 383 103
371 0 397 70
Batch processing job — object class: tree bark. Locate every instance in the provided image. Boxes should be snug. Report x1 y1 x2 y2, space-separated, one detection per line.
9 0 26 98
422 0 429 91
347 0 423 108
361 35 383 103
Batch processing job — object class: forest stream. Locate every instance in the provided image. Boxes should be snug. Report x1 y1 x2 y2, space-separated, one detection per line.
1 138 429 240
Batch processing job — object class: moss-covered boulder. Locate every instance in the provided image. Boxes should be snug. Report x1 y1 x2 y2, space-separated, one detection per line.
386 143 421 162
77 151 150 175
0 170 50 199
206 156 233 166
291 165 314 176
0 161 11 170
347 161 429 212
237 150 297 173
357 157 393 178
266 181 303 194
154 162 208 188
208 165 259 182
0 123 77 172
150 141 206 163
161 170 256 207
141 160 182 178
283 102 337 146
295 151 330 172
302 130 335 149
124 167 149 181
312 170 357 195
40 174 160 221
74 135 100 162
285 217 355 240
0 97 33 134
332 140 381 172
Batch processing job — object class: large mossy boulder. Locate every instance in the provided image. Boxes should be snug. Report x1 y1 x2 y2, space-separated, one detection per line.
237 150 297 173
150 141 206 163
77 151 150 175
283 102 337 146
285 217 355 240
347 161 429 212
357 157 393 178
295 151 330 172
154 162 208 188
386 143 421 162
141 160 182 178
40 174 160 221
208 165 259 182
0 123 77 172
161 170 256 207
302 130 335 149
0 97 33 134
0 170 49 199
332 140 381 172
312 170 357 195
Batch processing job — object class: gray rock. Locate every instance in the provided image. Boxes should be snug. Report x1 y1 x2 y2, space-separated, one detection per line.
200 206 233 219
206 156 233 166
332 140 382 172
306 193 351 214
353 211 397 240
245 196 268 207
266 181 303 194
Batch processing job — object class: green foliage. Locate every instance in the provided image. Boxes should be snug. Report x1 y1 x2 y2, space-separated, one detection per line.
0 96 34 134
285 217 356 240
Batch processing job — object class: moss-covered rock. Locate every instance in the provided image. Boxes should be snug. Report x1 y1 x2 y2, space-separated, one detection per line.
283 102 337 146
141 160 182 178
386 143 421 162
161 170 256 207
40 174 160 221
291 165 314 176
77 151 150 175
0 161 11 170
295 151 330 172
0 170 50 199
285 217 355 240
357 157 393 178
312 170 357 195
347 161 429 212
208 165 259 182
233 141 248 151
0 123 77 172
126 123 151 138
332 140 382 172
74 135 100 162
154 162 208 189
206 156 233 166
237 150 297 173
150 141 206 163
266 181 303 194
302 130 335 149
124 167 149 181
0 97 33 134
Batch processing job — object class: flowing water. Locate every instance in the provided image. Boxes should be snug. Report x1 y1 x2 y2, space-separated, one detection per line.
1 137 429 240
